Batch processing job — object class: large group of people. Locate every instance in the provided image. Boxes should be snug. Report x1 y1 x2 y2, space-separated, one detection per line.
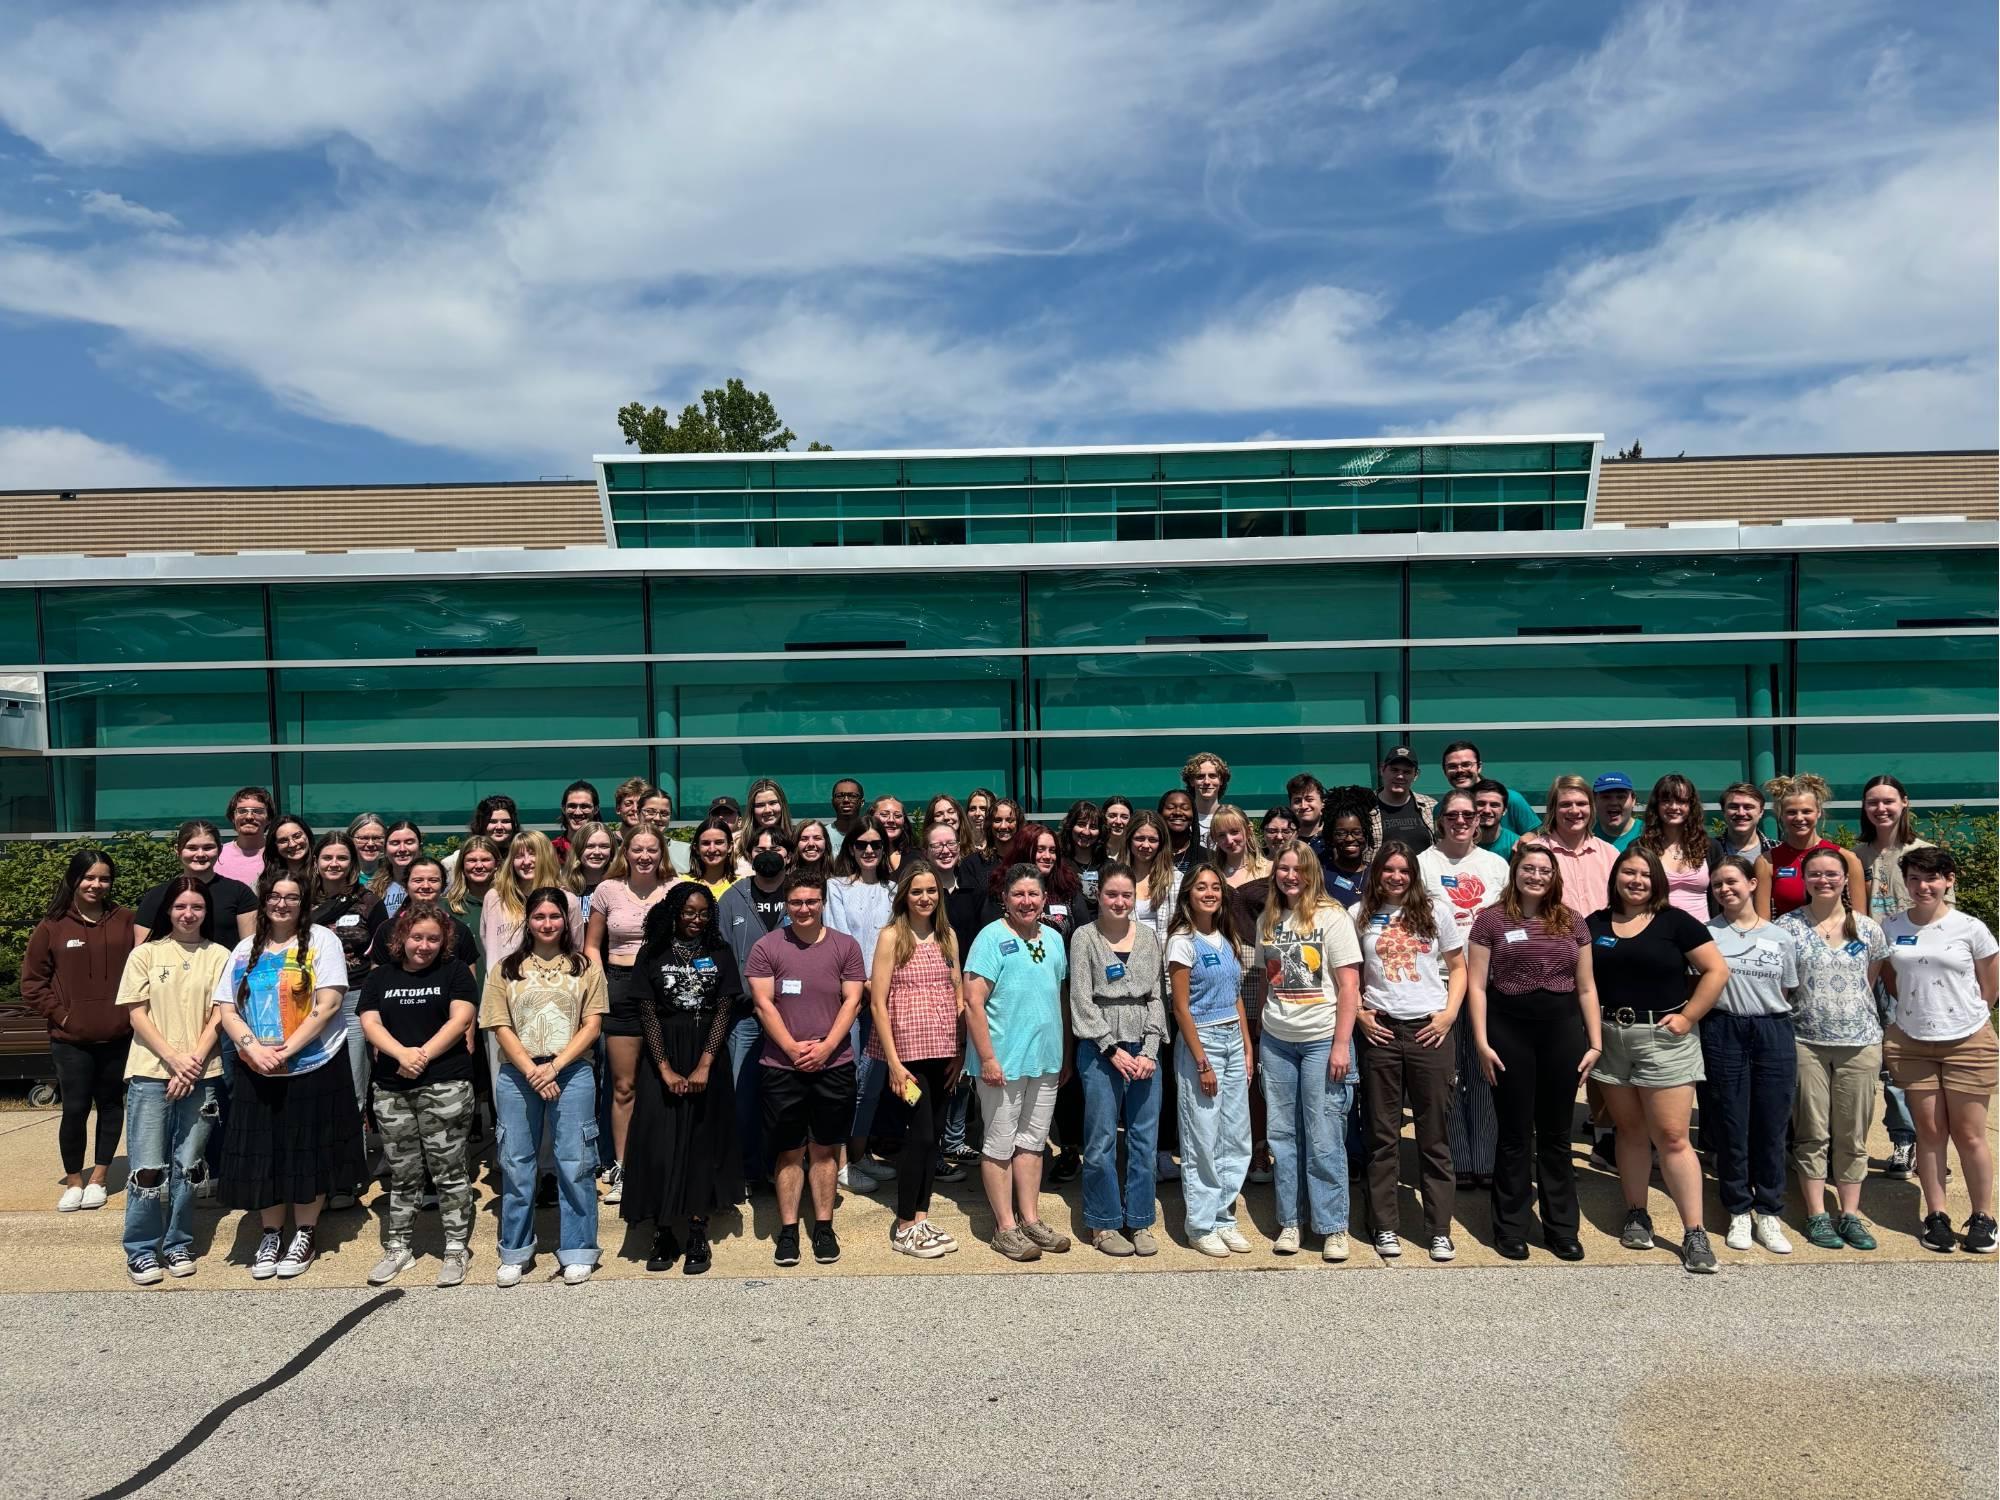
19 747 1996 1286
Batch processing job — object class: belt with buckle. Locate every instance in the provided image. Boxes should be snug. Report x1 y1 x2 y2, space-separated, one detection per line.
1601 1005 1686 1026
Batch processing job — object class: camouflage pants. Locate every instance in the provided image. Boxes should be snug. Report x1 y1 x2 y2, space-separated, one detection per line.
373 1079 475 1250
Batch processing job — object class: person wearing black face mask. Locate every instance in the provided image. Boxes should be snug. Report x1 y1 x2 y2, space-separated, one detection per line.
716 830 796 1190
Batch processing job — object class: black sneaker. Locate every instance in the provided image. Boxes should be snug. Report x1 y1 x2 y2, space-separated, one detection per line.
1619 1208 1655 1250
945 1144 981 1164
127 1251 164 1286
645 1228 681 1273
1590 1132 1618 1170
812 1222 841 1264
1049 1150 1082 1184
275 1226 317 1279
772 1224 801 1267
683 1226 712 1276
1920 1211 1957 1253
1962 1213 1997 1254
933 1156 967 1184
536 1172 559 1207
1883 1141 1915 1179
251 1229 283 1279
1681 1226 1718 1274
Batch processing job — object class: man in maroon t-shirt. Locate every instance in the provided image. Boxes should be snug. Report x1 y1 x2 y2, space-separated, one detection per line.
745 873 865 1268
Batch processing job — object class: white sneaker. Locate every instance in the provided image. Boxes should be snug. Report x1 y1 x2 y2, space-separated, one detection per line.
367 1247 413 1286
1753 1213 1793 1254
1217 1226 1252 1254
837 1164 881 1192
1273 1225 1301 1255
1247 1161 1274 1184
1155 1151 1181 1183
80 1183 108 1210
1725 1212 1753 1251
1190 1230 1231 1258
602 1162 623 1205
561 1262 594 1285
495 1261 525 1288
56 1185 84 1213
1322 1232 1350 1262
891 1222 950 1260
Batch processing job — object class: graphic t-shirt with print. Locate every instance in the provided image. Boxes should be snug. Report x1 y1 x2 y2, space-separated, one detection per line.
1258 904 1362 1044
357 957 479 1090
214 926 351 1074
1419 846 1508 937
1359 904 1464 1021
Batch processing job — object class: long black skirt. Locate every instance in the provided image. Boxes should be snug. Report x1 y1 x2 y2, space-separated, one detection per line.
620 1010 742 1226
219 1059 366 1210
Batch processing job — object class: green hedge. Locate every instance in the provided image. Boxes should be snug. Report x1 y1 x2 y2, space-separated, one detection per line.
0 816 1991 1004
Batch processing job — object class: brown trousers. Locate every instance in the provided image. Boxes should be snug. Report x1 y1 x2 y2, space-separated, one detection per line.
1358 1016 1457 1239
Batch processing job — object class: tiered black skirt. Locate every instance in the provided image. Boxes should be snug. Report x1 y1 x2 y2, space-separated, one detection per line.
219 1060 366 1210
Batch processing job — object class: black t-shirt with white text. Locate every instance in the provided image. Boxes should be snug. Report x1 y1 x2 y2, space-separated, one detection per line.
1376 796 1432 855
752 890 787 933
355 957 479 1089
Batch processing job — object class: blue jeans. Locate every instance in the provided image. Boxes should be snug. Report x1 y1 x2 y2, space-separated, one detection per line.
496 1059 599 1268
727 1013 766 1179
851 1014 887 1141
1076 1040 1160 1231
1345 1040 1369 1172
1260 1034 1353 1235
1176 1024 1251 1236
592 1037 617 1171
122 1077 221 1261
1699 1011 1797 1216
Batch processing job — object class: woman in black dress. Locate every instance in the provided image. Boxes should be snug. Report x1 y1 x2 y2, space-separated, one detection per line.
622 883 744 1275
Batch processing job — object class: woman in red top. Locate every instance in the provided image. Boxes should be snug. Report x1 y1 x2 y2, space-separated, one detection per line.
24 850 138 1212
868 859 965 1258
1753 774 1865 919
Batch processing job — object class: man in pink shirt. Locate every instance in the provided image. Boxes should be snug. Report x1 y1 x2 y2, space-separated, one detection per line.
214 786 272 886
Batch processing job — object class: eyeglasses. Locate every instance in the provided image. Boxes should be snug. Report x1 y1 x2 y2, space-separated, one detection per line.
266 894 302 906
785 898 822 909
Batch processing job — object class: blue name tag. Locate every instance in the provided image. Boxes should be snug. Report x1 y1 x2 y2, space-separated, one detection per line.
1200 950 1221 968
1105 962 1126 981
1439 875 1458 888
1594 935 1618 948
1000 940 1019 956
1370 913 1391 928
1895 935 1919 946
1778 867 1797 879
1843 940 1866 957
693 957 716 972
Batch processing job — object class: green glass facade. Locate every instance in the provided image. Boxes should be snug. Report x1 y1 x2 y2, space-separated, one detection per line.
603 441 1594 549
3 507 1993 834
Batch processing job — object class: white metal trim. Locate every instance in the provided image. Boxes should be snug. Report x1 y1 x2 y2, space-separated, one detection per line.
593 466 615 548
37 711 1998 757
591 434 1606 465
11 624 1993 677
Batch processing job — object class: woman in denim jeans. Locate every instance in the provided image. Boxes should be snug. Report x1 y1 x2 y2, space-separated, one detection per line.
480 888 607 1287
1255 846 1362 1262
1167 864 1256 1257
115 877 229 1283
1068 865 1168 1257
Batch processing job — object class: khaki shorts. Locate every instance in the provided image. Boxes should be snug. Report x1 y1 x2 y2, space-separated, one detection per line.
1591 1017 1705 1089
1884 1024 1999 1096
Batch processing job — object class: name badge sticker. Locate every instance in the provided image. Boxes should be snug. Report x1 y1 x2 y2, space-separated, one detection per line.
1778 867 1798 879
1503 929 1528 945
779 978 804 995
1105 962 1127 981
1594 935 1618 948
1895 935 1919 946
1200 949 1221 968
335 914 361 928
1844 940 1867 957
1754 939 1782 956
693 957 716 973
999 940 1020 956
1439 875 1458 888
1370 913 1392 928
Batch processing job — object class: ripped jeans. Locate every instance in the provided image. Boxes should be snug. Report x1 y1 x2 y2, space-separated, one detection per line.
122 1076 222 1261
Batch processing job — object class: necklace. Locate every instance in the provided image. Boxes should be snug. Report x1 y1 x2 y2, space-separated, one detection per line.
1024 935 1046 964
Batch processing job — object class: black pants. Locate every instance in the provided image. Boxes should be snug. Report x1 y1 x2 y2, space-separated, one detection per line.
51 1037 132 1175
1051 1067 1084 1155
1487 988 1587 1242
1359 1018 1456 1238
894 1058 958 1220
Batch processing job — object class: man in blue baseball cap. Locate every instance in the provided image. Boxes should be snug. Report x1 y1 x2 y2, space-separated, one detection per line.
1591 771 1642 852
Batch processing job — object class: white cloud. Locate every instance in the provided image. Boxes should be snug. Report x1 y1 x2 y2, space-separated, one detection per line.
0 426 184 489
79 189 179 230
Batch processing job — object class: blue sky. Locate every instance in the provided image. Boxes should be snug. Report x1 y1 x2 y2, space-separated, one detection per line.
0 0 1992 488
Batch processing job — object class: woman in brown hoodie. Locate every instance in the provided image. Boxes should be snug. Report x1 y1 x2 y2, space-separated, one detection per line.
23 849 138 1211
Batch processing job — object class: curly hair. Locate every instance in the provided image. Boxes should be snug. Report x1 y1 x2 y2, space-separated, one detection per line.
387 901 457 965
1763 772 1833 810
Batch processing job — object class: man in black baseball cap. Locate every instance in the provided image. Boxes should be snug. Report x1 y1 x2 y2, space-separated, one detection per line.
1372 745 1435 854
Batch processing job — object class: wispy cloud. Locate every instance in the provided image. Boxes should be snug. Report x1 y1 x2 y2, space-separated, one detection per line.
78 189 179 230
0 425 183 488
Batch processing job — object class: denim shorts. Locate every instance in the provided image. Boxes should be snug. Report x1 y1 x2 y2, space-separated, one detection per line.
1591 1017 1704 1088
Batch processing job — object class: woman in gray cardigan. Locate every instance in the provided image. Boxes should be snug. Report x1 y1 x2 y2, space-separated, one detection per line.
1068 863 1170 1256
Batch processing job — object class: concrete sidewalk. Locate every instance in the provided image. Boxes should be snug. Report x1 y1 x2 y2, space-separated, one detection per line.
0 1099 1991 1291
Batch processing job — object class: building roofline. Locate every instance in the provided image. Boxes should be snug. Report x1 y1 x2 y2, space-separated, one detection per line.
591 434 1607 465
0 477 593 500
1603 449 1998 464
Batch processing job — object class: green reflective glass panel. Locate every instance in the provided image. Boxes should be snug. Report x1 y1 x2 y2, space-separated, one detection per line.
0 590 36 664
47 669 269 750
1159 450 1288 480
1038 729 1381 813
271 580 643 659
1790 720 1998 806
641 460 756 491
274 663 646 744
1553 443 1594 471
1409 556 1788 638
666 742 1014 820
40 586 265 665
55 752 274 831
0 757 54 834
1428 443 1553 474
1796 549 1998 630
1291 446 1419 479
658 576 1018 653
1033 648 1398 732
1394 728 1770 817
278 749 644 829
1065 453 1158 483
903 457 1030 487
605 463 642 490
1029 564 1399 648
656 656 1015 740
1410 640 1786 724
773 459 898 489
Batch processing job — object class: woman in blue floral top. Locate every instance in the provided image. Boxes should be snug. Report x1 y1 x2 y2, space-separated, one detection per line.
1777 847 1888 1250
